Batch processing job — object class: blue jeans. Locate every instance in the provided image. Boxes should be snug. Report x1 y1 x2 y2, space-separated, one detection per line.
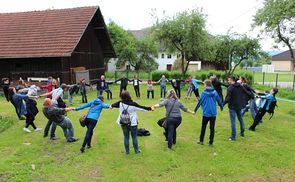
229 109 245 139
82 118 97 148
121 125 139 153
241 99 258 120
44 120 57 138
56 117 75 141
167 117 182 148
97 89 103 96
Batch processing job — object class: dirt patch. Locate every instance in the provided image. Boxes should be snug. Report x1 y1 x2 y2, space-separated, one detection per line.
85 167 103 181
0 173 10 182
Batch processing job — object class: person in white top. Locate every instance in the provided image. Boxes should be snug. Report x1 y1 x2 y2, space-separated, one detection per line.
130 75 142 98
111 91 152 154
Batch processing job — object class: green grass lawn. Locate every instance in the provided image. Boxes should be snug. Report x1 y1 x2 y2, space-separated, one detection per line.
254 72 295 83
1 85 295 181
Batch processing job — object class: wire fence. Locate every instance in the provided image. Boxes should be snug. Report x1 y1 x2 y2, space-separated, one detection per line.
253 72 295 91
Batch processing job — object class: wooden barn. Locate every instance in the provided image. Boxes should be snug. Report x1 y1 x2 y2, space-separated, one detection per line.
0 6 115 83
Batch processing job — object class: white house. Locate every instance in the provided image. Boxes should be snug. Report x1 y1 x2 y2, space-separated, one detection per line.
107 28 202 72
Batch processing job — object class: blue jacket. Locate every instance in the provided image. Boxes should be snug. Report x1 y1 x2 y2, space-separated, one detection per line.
75 98 110 121
260 93 276 111
194 87 223 117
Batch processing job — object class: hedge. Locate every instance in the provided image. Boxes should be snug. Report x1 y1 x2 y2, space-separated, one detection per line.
151 70 254 85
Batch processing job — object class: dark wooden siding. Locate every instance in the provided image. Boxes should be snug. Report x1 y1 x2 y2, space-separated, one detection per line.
0 57 63 81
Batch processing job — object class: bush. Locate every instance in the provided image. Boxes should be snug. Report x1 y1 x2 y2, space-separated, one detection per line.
0 115 17 133
151 70 185 81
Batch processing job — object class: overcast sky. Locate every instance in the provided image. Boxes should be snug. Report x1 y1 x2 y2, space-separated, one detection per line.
0 0 285 51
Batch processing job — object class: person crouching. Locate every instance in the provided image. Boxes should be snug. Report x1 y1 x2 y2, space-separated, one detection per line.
42 98 78 142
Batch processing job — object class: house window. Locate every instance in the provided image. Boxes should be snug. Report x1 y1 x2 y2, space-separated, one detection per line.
167 54 172 59
161 54 165 58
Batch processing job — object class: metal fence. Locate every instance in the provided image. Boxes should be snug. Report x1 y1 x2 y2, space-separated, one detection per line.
254 72 295 91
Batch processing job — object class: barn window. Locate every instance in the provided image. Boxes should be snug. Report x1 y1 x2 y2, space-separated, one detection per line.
161 54 164 58
167 54 172 59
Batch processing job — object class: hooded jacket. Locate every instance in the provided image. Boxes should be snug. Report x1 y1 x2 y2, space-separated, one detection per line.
75 98 110 121
223 82 248 110
194 87 223 117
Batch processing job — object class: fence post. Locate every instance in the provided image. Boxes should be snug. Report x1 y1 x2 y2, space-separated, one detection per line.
293 74 295 92
126 70 129 79
114 71 117 81
275 73 278 87
253 71 255 84
262 72 265 85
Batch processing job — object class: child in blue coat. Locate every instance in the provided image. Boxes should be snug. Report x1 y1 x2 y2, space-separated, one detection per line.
194 79 223 146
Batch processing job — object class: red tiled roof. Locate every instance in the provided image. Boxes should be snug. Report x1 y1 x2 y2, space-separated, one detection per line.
0 6 98 58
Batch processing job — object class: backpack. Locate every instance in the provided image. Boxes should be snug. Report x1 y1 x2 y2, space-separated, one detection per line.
119 103 131 125
267 100 277 120
137 128 150 136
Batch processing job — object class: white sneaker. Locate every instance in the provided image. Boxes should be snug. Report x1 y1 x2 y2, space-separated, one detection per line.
35 128 42 132
23 127 31 133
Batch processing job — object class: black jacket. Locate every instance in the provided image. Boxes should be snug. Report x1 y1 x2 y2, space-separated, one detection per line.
115 78 131 87
223 82 250 110
241 83 255 102
95 79 106 90
212 78 228 94
1 83 9 101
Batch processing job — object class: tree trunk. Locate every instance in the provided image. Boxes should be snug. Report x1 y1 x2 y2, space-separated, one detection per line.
181 52 185 78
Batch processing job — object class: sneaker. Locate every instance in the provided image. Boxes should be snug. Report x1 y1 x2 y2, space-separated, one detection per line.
19 116 26 120
35 128 42 132
228 137 236 141
209 143 214 147
67 138 78 143
50 137 57 140
80 147 85 153
248 127 255 131
135 150 141 154
43 133 48 137
240 134 245 137
23 127 31 133
197 141 204 145
87 145 91 149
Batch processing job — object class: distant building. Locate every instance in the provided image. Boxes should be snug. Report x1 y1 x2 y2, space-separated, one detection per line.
107 28 202 72
0 6 115 83
272 50 295 71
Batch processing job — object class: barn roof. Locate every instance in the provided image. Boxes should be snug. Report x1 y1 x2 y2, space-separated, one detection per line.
0 6 115 59
272 49 295 61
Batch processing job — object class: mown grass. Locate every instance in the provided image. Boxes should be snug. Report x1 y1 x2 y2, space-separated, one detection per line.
0 85 295 181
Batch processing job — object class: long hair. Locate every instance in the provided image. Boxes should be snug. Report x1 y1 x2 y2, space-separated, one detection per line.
121 91 132 102
8 87 15 101
166 89 178 100
240 76 247 83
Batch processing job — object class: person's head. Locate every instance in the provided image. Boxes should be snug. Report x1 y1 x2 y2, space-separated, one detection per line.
166 89 178 100
204 79 212 88
239 76 247 84
80 78 86 83
162 75 165 79
48 76 52 80
227 76 236 85
172 79 176 83
192 76 196 79
147 80 152 84
188 76 192 79
2 78 9 84
18 79 25 85
134 75 138 79
120 91 132 102
51 79 57 87
101 75 105 80
60 83 68 91
97 95 104 102
43 98 53 108
271 87 278 96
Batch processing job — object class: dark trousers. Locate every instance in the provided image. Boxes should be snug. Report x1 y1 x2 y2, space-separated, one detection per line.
121 125 139 153
81 93 87 103
97 89 103 96
11 100 21 119
160 86 166 98
193 88 200 98
134 85 140 98
173 86 181 98
25 113 37 129
82 118 97 148
167 117 182 149
147 90 154 98
249 108 266 130
44 120 57 138
119 85 127 96
199 116 216 144
104 89 112 100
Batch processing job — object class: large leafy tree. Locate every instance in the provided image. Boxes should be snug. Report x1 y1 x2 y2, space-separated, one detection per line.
209 33 262 76
152 9 209 77
107 22 137 69
253 0 295 70
108 22 158 71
